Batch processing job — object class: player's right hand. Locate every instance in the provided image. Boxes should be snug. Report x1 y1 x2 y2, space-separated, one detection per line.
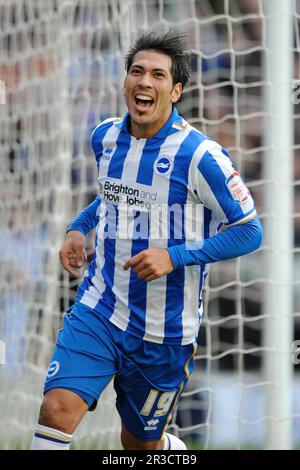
59 230 87 278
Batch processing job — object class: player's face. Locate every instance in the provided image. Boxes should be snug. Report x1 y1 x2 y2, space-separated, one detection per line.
123 50 182 138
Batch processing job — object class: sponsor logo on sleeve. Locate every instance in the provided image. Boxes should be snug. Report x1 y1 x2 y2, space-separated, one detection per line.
225 172 250 205
46 361 60 378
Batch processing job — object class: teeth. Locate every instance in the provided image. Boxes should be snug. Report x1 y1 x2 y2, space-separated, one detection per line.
136 95 153 101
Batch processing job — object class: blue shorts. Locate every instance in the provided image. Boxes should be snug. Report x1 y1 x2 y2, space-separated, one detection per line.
44 302 197 441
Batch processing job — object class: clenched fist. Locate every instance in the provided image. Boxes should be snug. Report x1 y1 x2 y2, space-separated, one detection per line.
59 230 87 278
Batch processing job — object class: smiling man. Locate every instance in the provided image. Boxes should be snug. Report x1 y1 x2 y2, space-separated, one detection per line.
31 31 263 451
123 49 182 138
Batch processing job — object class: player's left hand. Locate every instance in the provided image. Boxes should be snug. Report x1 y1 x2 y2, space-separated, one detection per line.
123 248 174 282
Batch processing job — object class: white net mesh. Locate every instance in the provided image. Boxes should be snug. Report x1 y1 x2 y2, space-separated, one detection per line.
0 0 299 450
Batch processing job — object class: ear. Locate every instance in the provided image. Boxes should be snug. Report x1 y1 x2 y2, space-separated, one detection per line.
171 82 182 104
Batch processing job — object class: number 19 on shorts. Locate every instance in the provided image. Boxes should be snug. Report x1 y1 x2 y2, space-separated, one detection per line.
140 389 176 417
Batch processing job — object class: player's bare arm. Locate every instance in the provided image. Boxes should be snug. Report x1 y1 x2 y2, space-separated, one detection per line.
124 248 174 282
59 230 87 278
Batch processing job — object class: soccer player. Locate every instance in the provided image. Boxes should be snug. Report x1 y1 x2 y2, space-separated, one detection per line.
31 31 263 451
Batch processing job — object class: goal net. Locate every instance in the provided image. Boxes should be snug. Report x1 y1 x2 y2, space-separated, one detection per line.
0 0 299 450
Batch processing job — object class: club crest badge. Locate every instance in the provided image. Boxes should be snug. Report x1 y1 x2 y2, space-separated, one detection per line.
154 156 173 176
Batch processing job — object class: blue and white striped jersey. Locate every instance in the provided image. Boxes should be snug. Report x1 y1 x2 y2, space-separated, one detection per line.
76 108 256 345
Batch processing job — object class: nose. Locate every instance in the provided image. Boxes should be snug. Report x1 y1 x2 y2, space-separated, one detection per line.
138 71 153 88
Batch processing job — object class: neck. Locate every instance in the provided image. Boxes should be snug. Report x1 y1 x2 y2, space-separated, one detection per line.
129 123 157 139
129 109 174 139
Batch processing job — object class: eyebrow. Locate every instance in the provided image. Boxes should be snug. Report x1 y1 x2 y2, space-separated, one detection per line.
130 64 168 74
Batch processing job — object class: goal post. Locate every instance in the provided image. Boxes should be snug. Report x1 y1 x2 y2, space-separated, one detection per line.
263 0 294 450
0 0 299 450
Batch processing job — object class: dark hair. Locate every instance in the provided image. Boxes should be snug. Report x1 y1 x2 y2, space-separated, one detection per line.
125 30 192 89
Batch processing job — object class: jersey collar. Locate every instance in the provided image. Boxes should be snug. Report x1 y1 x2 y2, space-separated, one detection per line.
116 107 181 139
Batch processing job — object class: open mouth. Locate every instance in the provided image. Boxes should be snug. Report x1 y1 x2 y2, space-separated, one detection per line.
134 94 154 109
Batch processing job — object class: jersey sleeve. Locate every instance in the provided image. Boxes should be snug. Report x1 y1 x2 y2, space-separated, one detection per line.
91 117 118 164
167 215 263 269
67 196 100 236
190 140 256 226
